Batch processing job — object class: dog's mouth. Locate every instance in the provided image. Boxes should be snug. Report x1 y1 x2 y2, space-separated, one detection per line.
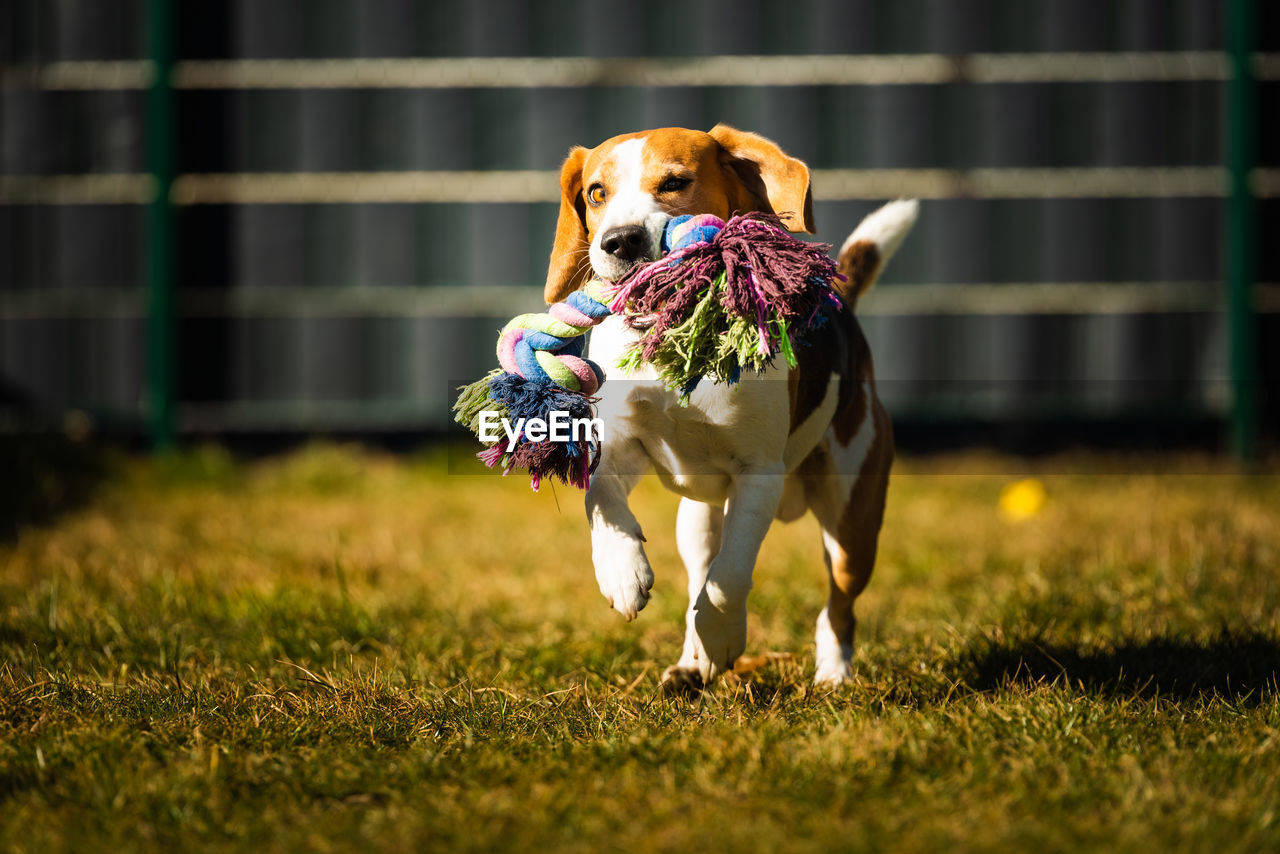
614 254 656 278
589 212 671 283
590 245 659 284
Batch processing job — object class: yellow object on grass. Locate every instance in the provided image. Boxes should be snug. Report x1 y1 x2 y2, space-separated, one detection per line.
999 477 1047 521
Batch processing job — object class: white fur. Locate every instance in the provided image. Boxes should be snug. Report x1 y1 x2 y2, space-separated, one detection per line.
675 497 723 669
813 606 853 686
588 138 668 282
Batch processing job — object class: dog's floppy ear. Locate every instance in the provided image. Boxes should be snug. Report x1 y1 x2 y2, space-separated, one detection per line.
545 146 591 304
710 124 815 234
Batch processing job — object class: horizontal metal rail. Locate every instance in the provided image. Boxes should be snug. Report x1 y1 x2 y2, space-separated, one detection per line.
7 167 1279 205
0 60 155 89
0 285 540 318
3 52 1280 91
171 54 958 88
4 282 1278 320
859 282 1245 315
170 171 558 204
0 174 157 204
815 167 1237 200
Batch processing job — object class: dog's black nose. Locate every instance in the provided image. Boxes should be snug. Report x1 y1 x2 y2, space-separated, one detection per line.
600 225 648 262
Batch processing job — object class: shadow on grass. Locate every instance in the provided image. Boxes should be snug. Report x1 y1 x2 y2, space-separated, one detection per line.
0 435 116 544
957 630 1280 704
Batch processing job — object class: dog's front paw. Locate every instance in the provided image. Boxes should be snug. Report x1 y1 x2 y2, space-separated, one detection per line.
593 537 654 621
690 601 747 685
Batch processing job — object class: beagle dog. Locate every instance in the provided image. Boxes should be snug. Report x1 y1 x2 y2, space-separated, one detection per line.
544 124 917 691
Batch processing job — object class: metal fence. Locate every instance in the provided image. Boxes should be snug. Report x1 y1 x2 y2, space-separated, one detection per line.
0 0 1274 453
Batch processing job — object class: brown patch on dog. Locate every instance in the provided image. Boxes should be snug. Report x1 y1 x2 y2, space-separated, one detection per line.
789 300 862 435
837 239 882 304
831 312 876 446
544 146 590 303
709 124 814 233
833 380 868 446
835 400 893 593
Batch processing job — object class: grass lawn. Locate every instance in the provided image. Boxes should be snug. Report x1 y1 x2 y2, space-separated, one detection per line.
2 440 1278 852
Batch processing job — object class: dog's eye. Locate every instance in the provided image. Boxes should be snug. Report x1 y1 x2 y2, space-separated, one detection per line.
587 184 607 206
659 176 692 193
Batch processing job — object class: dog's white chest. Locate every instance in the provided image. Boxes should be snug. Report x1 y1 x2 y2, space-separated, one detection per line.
588 316 795 502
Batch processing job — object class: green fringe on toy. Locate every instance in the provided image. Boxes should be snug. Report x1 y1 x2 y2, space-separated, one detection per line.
452 370 508 435
617 272 802 400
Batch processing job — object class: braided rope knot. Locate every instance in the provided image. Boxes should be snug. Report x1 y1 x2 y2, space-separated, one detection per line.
497 285 611 394
453 278 615 491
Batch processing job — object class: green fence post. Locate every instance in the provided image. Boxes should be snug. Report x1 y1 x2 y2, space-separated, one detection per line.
146 0 176 450
1226 0 1258 462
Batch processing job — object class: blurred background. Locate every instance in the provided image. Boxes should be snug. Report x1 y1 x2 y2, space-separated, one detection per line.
1 0 1276 456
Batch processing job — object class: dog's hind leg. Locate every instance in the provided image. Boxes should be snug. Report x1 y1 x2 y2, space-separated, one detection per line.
807 396 893 687
814 530 874 687
661 497 725 694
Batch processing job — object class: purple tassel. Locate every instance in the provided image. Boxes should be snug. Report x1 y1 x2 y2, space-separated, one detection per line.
612 212 841 357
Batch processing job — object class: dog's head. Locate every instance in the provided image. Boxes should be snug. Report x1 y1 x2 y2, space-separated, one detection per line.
544 124 815 303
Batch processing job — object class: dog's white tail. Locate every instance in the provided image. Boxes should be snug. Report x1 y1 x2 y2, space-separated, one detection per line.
835 199 919 306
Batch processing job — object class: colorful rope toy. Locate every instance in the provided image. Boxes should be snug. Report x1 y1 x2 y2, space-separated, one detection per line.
452 279 613 491
453 212 843 491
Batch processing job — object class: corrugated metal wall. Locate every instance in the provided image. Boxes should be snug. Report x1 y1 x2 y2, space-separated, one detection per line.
1 0 1275 437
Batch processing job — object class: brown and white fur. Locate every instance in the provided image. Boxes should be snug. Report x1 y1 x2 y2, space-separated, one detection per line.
544 125 917 691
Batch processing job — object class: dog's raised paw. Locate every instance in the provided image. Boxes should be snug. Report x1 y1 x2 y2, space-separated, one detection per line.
593 540 654 621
